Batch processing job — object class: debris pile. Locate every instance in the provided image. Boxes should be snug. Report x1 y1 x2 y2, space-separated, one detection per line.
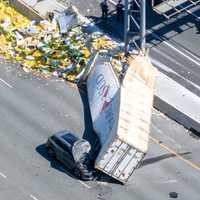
0 2 124 82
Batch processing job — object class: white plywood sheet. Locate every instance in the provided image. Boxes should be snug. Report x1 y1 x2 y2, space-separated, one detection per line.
117 55 157 153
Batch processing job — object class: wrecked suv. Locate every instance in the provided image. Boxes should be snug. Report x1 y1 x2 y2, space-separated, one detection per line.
46 131 93 181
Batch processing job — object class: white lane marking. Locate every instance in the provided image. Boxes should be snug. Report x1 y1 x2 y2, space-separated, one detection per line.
151 46 183 66
78 180 91 189
96 181 108 186
146 28 200 66
30 194 39 200
58 166 91 189
0 172 7 179
167 39 200 63
107 0 200 67
150 57 176 73
0 78 13 88
159 37 200 67
150 56 200 91
156 179 177 184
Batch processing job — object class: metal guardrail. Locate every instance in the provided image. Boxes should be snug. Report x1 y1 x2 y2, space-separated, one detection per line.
153 0 200 19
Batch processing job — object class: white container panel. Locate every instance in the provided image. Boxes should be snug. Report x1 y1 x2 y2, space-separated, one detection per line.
113 148 136 178
104 143 128 173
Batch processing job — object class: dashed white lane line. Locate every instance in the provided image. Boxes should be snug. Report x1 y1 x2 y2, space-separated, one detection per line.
0 172 7 179
78 180 91 189
58 166 91 189
0 78 13 89
150 56 200 92
156 179 177 184
96 181 108 186
30 194 39 200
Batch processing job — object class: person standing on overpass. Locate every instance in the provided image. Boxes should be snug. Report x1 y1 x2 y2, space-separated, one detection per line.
100 0 109 20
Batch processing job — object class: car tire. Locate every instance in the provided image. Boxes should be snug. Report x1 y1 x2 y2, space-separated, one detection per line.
48 148 55 158
74 166 94 181
74 167 81 178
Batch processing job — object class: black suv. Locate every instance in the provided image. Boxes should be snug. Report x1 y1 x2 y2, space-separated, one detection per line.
46 131 93 181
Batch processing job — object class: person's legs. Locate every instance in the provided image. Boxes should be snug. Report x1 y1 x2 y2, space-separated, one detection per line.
104 10 108 20
116 8 120 21
101 8 104 19
119 10 122 22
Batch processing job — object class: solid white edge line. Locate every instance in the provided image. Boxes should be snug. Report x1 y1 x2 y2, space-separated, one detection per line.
0 78 13 88
0 172 7 179
96 181 108 185
161 39 200 67
107 0 200 66
146 29 200 66
78 180 91 189
150 56 200 91
30 194 39 200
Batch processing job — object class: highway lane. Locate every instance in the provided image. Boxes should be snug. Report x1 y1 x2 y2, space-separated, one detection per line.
63 0 200 96
146 4 200 96
0 60 91 200
0 58 200 200
149 43 200 97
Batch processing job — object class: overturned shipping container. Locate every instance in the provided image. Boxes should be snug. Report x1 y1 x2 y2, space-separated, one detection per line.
87 53 156 184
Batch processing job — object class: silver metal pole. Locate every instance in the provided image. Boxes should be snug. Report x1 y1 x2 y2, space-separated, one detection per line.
140 0 146 54
124 0 130 55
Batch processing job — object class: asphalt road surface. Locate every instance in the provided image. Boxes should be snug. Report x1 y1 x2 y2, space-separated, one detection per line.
60 0 200 96
0 58 200 200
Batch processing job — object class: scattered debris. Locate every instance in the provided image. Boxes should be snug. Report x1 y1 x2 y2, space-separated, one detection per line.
169 192 178 198
0 2 124 83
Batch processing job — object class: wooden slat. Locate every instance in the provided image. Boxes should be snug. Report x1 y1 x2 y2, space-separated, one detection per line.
118 55 157 153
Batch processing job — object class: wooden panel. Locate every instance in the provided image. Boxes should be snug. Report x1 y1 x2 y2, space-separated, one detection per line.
118 55 157 153
119 151 144 181
96 140 144 183
104 142 128 173
98 139 122 169
113 148 136 178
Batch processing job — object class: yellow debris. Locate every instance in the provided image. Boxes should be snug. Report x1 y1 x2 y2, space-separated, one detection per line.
0 2 123 82
93 37 117 50
81 48 91 58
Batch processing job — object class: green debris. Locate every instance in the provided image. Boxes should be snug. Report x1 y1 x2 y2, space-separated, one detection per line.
0 2 124 82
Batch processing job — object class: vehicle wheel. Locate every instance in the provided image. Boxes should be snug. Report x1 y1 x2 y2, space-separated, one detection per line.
48 148 55 158
74 166 94 181
74 168 81 178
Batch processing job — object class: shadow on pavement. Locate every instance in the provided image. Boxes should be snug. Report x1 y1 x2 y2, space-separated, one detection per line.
139 3 200 49
94 171 123 185
35 143 78 180
86 1 200 53
78 83 122 185
194 19 200 34
86 12 124 40
35 84 122 184
78 83 101 162
141 151 191 167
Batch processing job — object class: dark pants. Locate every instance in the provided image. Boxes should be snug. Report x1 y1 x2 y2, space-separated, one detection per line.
116 9 123 22
102 9 108 19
